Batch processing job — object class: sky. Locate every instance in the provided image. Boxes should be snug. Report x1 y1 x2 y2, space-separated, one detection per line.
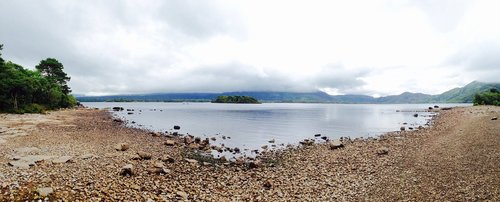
1 0 499 97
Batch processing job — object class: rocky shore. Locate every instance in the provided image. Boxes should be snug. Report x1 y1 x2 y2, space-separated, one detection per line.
0 106 499 201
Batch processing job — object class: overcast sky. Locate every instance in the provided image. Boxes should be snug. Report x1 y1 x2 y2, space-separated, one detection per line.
1 0 499 96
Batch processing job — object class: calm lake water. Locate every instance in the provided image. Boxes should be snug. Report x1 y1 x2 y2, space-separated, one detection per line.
83 102 470 157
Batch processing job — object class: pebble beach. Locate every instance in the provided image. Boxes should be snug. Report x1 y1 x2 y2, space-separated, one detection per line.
0 106 499 201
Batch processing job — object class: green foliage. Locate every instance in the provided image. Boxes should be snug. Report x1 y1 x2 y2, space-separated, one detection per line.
0 44 76 113
473 89 500 106
13 104 46 114
212 95 260 104
36 58 71 94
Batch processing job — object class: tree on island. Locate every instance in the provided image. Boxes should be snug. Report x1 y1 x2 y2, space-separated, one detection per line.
0 44 77 113
212 95 261 104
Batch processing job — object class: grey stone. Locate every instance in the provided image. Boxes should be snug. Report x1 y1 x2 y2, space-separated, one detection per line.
37 187 54 197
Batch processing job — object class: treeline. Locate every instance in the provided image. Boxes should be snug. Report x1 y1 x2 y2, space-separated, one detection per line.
0 44 76 113
473 89 500 106
212 95 260 104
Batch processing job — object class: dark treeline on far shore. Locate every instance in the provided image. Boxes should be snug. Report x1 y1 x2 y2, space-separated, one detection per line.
0 44 77 113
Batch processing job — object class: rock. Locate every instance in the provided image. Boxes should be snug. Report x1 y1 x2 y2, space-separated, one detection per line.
234 147 241 153
400 127 406 131
194 137 201 144
12 156 21 160
80 154 95 160
263 180 272 190
261 145 269 150
37 187 54 197
114 143 129 151
185 158 198 164
408 127 414 130
428 107 433 110
52 156 73 164
131 184 141 191
129 154 141 160
176 191 188 199
492 117 498 120
321 136 328 140
14 147 41 154
165 140 176 146
210 137 216 141
147 167 169 175
377 147 389 155
150 132 160 137
219 156 227 162
201 138 210 146
441 107 452 110
188 143 201 149
137 151 152 160
248 160 262 169
235 157 245 165
160 155 175 163
113 118 123 123
184 136 193 144
268 139 275 143
434 105 439 108
329 140 344 150
112 107 124 111
314 134 321 137
173 125 181 130
413 113 418 117
127 112 133 115
8 161 32 169
299 139 314 146
418 126 424 130
120 164 134 176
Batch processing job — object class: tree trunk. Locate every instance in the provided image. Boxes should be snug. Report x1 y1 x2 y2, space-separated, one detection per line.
11 92 18 110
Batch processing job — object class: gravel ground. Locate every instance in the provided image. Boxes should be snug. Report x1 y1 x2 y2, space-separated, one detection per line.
0 106 498 201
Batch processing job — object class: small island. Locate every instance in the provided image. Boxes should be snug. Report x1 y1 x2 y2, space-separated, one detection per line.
212 95 261 104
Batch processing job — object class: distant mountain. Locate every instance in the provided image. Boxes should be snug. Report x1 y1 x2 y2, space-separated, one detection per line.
77 81 500 104
376 92 433 104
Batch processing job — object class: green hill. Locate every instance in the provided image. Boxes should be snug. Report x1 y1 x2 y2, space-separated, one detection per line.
431 81 500 103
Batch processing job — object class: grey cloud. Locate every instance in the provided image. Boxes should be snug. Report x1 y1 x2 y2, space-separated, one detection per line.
0 0 243 95
446 41 500 82
158 0 244 39
315 64 369 90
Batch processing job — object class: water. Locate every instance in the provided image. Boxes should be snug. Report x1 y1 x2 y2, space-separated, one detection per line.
83 102 470 156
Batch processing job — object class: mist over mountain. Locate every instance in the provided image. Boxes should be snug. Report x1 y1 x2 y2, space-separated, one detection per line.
77 81 500 104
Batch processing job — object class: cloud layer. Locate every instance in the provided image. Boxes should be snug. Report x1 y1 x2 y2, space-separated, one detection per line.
1 0 499 96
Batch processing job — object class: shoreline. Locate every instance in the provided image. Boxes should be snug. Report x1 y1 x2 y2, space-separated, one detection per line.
0 106 498 200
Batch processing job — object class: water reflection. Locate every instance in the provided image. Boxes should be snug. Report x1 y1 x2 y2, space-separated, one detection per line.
84 102 470 156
